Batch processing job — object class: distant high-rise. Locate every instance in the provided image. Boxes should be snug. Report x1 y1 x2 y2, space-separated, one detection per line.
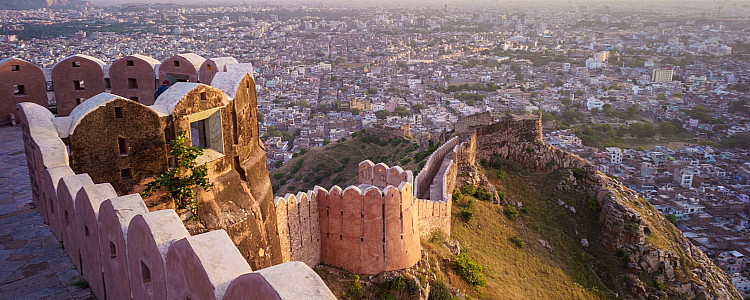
651 67 674 83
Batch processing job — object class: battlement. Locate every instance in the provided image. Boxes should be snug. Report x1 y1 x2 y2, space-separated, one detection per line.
274 179 420 274
357 159 413 189
17 100 335 300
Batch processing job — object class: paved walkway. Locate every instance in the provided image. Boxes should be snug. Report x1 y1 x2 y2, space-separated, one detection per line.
0 126 94 300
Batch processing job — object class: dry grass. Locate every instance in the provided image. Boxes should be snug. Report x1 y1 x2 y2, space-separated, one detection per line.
424 163 629 299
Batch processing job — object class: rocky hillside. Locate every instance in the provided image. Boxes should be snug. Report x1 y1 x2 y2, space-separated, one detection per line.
306 117 739 300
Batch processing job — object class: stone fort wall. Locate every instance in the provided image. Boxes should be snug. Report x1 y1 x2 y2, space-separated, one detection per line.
17 101 335 300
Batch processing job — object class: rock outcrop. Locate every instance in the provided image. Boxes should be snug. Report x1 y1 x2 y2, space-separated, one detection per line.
460 113 741 300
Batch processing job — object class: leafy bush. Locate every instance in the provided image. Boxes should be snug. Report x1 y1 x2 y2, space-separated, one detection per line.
455 253 486 287
141 131 213 212
388 275 420 298
573 168 585 180
504 204 518 220
496 170 506 180
624 222 639 235
616 248 627 258
588 197 597 210
460 184 476 196
474 187 493 201
347 275 365 299
428 280 452 300
429 228 446 244
497 191 506 201
459 206 474 222
509 236 525 248
452 188 463 201
665 213 677 224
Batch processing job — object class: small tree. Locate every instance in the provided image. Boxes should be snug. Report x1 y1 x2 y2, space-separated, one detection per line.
141 131 213 212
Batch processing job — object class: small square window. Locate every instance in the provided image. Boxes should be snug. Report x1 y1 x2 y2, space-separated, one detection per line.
74 80 85 90
75 98 86 105
200 92 207 100
72 61 81 68
126 60 134 66
121 168 133 180
84 225 90 238
104 78 111 89
130 97 139 103
114 106 123 118
174 60 180 67
207 64 212 71
11 65 20 71
110 241 117 259
13 85 25 95
128 78 138 89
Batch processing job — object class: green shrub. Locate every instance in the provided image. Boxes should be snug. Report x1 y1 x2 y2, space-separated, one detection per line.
588 197 597 210
665 213 677 224
347 275 364 299
504 204 518 220
655 280 665 291
509 236 525 248
624 222 639 235
497 191 506 201
287 185 296 191
273 173 283 180
452 188 463 201
525 146 534 153
389 275 420 297
573 168 585 180
429 228 446 244
496 170 505 180
455 253 486 287
616 248 627 258
459 206 474 222
428 280 452 300
460 184 476 196
474 187 493 201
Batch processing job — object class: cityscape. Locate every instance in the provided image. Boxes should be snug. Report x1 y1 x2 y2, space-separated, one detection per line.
1 0 749 299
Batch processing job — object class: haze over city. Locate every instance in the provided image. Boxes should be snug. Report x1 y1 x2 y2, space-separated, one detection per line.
0 0 749 299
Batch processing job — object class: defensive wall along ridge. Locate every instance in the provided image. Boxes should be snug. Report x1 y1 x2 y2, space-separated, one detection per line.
17 93 334 299
273 135 463 274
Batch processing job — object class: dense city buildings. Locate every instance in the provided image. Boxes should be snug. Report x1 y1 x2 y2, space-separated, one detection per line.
1 0 749 298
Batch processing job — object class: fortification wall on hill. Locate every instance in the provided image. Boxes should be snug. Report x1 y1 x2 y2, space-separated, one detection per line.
274 179 421 274
18 99 334 299
453 111 493 134
463 114 588 172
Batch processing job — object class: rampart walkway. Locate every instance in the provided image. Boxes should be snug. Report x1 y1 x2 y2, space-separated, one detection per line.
0 126 93 300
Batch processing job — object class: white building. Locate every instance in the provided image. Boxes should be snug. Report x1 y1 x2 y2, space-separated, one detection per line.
587 98 605 111
606 147 623 164
673 167 694 187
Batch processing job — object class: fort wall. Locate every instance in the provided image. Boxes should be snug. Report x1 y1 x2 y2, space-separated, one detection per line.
17 100 335 300
274 182 420 275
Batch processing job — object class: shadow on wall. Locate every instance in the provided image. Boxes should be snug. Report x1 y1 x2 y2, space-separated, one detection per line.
17 101 336 300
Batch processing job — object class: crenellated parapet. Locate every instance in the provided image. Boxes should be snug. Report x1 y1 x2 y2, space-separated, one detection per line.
17 83 335 299
274 180 421 274
357 159 413 188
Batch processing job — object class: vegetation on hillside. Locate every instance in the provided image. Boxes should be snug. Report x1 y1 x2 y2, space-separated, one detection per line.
270 131 444 195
